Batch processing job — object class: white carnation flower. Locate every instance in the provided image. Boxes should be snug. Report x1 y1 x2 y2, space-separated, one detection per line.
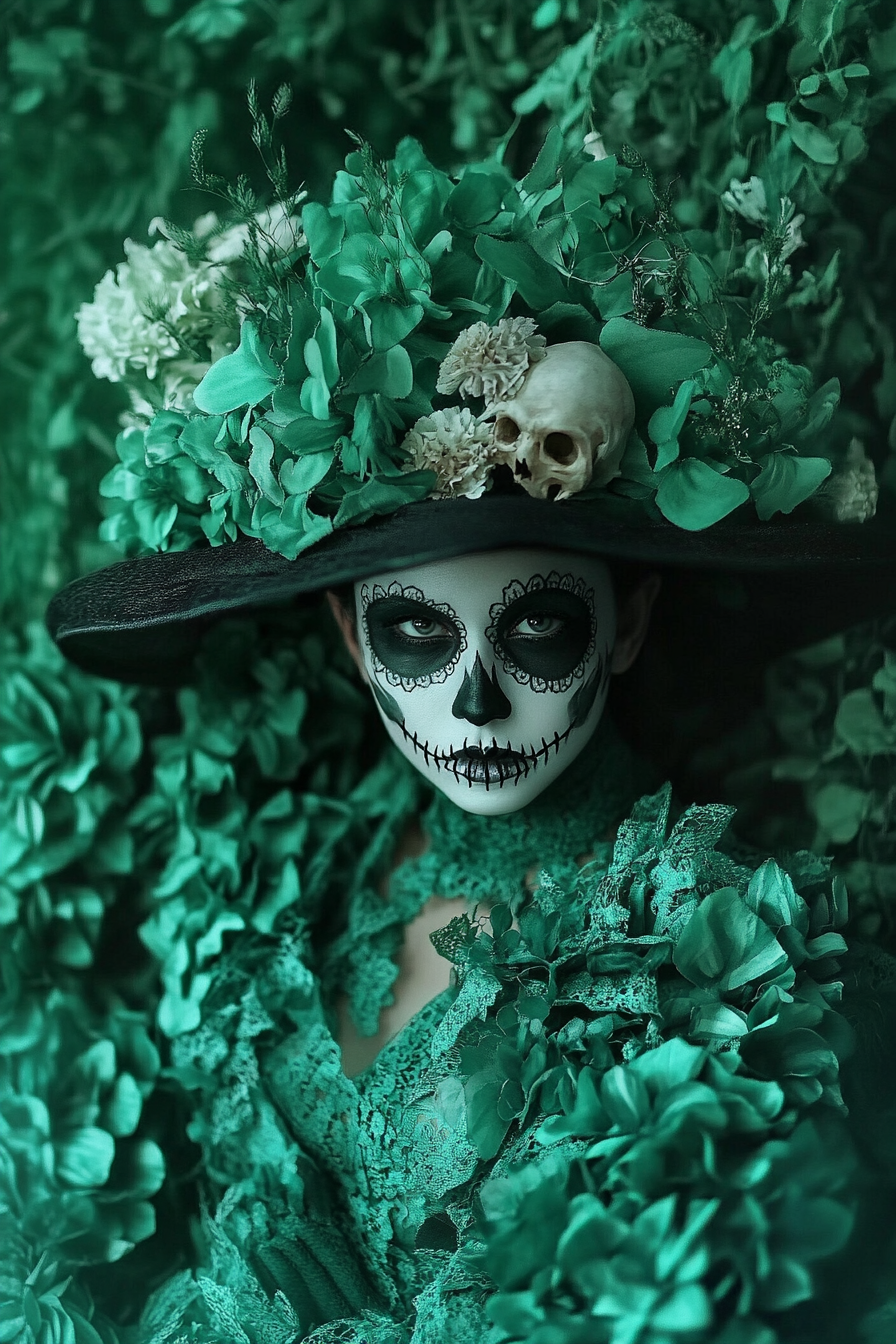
402 407 499 499
436 317 547 402
828 439 878 523
721 176 769 224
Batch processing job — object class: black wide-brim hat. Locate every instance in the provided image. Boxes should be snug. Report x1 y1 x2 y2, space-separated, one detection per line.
47 491 896 686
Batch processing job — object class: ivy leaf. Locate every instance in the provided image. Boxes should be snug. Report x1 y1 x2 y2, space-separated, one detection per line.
656 459 750 530
193 323 280 414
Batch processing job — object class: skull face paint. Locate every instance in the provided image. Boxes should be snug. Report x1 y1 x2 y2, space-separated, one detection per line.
355 549 617 816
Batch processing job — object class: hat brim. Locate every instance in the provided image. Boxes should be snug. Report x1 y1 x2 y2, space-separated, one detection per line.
46 494 896 684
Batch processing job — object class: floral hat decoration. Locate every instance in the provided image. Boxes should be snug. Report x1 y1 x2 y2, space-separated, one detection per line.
47 105 896 682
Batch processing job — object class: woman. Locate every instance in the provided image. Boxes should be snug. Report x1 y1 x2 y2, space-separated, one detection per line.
47 127 896 1341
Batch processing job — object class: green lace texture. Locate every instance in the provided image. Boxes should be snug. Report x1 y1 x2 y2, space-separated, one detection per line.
136 759 872 1344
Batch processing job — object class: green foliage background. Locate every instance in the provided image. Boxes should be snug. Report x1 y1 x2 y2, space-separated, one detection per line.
1 0 896 1338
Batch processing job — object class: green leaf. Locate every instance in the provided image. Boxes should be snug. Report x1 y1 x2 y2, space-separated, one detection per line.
647 380 695 472
711 44 753 112
811 782 868 844
334 471 434 528
745 860 804 930
788 114 839 165
302 202 345 266
563 156 619 211
674 887 788 991
656 459 750 530
834 689 895 755
600 1065 650 1130
750 453 831 519
798 0 837 49
521 126 564 197
169 0 249 42
268 407 345 454
248 426 285 504
599 319 712 413
280 453 333 497
300 307 340 420
348 345 414 398
474 235 566 309
56 1126 116 1187
193 322 280 414
532 0 561 28
365 298 425 352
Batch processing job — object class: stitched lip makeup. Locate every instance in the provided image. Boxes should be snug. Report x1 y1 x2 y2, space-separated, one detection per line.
394 727 576 788
450 745 525 785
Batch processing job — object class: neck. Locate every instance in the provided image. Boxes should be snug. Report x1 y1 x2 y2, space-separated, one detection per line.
391 717 653 908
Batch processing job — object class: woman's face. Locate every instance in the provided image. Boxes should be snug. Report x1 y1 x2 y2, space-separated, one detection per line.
347 548 623 816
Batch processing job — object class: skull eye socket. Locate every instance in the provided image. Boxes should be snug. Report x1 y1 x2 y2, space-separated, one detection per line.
543 432 578 465
494 416 521 444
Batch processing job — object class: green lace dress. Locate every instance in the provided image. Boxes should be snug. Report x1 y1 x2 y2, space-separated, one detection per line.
141 724 896 1344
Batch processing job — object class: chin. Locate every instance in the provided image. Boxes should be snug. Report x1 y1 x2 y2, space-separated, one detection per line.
435 776 550 817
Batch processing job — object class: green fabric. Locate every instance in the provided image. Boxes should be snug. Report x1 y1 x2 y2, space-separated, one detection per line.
131 735 896 1344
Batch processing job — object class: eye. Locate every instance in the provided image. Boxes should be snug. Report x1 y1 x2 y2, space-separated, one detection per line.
365 592 464 683
509 613 564 638
492 585 595 684
393 616 449 640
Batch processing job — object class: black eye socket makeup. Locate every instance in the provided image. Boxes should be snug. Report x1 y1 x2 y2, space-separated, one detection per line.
488 580 595 689
363 588 466 686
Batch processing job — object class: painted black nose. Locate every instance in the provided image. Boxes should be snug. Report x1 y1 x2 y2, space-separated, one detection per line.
451 653 512 726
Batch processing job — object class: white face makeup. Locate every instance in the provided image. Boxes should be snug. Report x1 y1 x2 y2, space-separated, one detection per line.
353 549 617 816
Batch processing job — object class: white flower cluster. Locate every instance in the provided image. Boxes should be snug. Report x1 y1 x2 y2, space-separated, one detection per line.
827 439 879 523
187 200 306 265
402 407 499 499
402 318 549 500
75 201 304 418
721 176 769 224
722 176 806 280
436 316 547 402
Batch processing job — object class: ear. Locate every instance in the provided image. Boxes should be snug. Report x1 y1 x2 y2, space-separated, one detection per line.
611 573 662 675
326 590 368 681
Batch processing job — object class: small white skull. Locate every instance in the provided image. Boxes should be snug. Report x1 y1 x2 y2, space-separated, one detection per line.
488 341 635 499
